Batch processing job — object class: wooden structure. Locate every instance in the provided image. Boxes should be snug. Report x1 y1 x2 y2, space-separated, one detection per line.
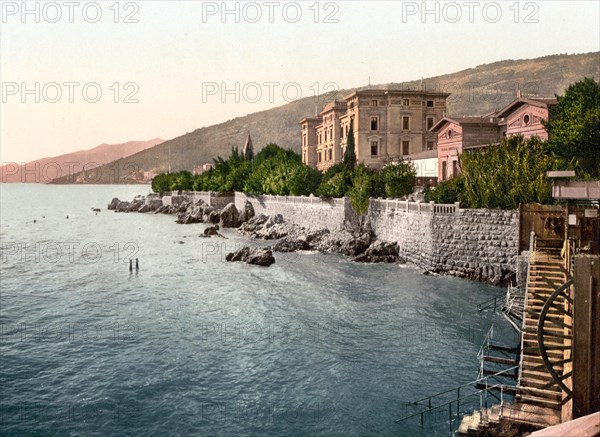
572 256 600 418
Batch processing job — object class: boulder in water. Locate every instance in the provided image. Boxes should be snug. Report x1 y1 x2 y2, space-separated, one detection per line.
225 246 275 266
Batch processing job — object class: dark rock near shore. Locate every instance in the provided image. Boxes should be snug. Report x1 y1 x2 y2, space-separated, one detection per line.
225 246 275 266
338 230 373 256
108 198 120 210
238 214 291 240
238 200 255 224
272 237 311 252
116 201 130 212
220 203 240 228
203 224 220 236
352 240 404 263
239 214 269 234
201 225 225 238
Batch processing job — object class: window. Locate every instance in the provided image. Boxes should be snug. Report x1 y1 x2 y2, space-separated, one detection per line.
447 129 453 139
523 114 531 126
426 141 434 150
346 125 349 136
403 98 409 106
371 99 378 106
452 160 458 176
402 116 410 130
427 100 434 107
402 141 410 155
370 141 378 156
442 161 447 180
427 117 434 130
303 135 307 146
318 152 321 162
330 127 333 139
371 117 378 131
324 130 327 142
328 149 332 161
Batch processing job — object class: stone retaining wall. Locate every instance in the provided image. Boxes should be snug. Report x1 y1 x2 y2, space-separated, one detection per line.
234 192 358 231
367 198 518 284
158 190 519 284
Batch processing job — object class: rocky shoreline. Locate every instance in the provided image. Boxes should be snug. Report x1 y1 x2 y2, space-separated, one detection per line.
108 194 408 267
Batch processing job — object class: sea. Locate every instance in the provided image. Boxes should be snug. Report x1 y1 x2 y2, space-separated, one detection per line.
0 184 518 436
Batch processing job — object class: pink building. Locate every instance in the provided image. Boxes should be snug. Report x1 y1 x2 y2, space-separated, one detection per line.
494 97 557 139
431 96 557 181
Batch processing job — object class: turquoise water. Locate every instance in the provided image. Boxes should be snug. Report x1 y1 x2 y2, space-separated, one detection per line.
0 184 517 436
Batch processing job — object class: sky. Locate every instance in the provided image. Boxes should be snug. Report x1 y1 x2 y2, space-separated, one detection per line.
1 0 599 163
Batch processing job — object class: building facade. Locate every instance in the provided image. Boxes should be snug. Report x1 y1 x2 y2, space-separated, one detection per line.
300 89 450 172
193 163 215 175
431 96 557 181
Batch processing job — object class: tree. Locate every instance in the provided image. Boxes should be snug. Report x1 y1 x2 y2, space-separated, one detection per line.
317 170 352 198
459 135 560 208
347 165 385 227
424 136 562 208
169 171 193 191
382 159 417 198
343 120 357 169
316 163 352 197
151 173 171 193
543 77 600 178
244 146 254 161
424 175 465 204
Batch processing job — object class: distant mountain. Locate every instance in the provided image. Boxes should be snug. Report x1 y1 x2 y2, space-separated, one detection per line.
1 138 164 183
52 52 599 184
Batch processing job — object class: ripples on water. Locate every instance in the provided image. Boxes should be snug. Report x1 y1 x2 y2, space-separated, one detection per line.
0 184 517 436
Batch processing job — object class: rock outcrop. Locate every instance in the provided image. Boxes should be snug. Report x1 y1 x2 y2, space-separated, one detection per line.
201 225 225 238
220 203 240 228
238 200 255 224
225 247 275 266
352 240 404 263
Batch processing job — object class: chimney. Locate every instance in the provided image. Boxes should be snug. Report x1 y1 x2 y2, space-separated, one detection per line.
516 89 521 98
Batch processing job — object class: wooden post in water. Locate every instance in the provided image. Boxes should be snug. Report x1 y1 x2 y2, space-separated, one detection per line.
456 388 460 417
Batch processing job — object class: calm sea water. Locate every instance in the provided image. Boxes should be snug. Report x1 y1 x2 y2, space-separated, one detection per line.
0 184 517 436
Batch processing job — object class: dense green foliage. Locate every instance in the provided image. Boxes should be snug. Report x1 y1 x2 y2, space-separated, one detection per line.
425 135 562 209
152 144 322 196
543 77 600 178
152 143 418 219
424 175 465 205
347 165 385 218
382 160 417 198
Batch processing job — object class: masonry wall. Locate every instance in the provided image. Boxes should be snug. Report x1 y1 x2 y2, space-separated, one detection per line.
163 191 519 285
367 199 518 284
234 192 356 231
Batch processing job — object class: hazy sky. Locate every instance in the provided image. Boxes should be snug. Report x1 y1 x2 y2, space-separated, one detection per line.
1 0 599 163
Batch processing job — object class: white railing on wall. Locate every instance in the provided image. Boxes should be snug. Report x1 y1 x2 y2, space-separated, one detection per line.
165 191 458 214
370 198 460 215
241 193 346 207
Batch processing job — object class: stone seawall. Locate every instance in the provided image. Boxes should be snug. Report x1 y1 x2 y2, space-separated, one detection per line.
368 199 518 284
234 192 358 231
155 191 519 285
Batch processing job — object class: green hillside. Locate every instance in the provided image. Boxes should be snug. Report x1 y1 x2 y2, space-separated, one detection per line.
52 52 599 184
